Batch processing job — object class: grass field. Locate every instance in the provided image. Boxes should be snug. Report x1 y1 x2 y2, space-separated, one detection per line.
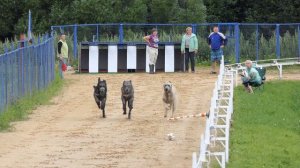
228 80 300 168
0 72 63 131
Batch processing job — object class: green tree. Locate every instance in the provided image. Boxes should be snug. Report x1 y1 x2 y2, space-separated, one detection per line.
0 0 26 40
246 0 300 22
145 0 206 23
174 0 206 23
204 0 300 23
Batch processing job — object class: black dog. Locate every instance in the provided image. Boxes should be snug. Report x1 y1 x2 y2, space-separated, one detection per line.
93 78 107 118
121 80 134 119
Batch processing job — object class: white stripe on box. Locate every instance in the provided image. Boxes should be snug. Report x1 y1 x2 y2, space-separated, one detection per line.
127 45 137 69
146 46 150 72
88 45 99 73
165 45 174 72
108 45 118 73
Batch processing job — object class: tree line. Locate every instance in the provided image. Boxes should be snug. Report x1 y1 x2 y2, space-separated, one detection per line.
0 0 299 41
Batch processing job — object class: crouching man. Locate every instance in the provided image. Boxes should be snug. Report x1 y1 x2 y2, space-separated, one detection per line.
241 60 262 93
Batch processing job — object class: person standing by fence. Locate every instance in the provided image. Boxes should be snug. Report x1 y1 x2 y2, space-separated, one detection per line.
181 27 198 73
208 26 227 74
143 28 159 74
57 34 68 78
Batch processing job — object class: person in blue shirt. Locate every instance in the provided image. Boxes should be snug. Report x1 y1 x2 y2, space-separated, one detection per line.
208 26 227 74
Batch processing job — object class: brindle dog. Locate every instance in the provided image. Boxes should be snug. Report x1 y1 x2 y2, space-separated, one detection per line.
121 80 134 119
93 78 107 118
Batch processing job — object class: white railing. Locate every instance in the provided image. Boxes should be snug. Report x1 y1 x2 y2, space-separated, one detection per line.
193 57 299 168
192 56 235 168
225 57 300 79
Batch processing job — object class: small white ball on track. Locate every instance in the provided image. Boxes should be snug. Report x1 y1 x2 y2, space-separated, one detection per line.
167 133 175 141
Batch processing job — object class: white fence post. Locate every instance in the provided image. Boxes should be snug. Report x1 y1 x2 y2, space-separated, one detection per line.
193 152 197 168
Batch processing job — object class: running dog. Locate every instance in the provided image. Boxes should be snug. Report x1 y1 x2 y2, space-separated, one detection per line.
93 78 107 118
163 81 177 119
121 80 134 119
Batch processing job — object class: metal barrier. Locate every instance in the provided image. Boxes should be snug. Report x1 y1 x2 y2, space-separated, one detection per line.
192 56 235 168
0 35 55 113
51 23 300 63
226 57 300 80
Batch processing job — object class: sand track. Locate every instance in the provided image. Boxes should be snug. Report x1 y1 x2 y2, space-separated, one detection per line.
0 69 216 168
0 67 299 168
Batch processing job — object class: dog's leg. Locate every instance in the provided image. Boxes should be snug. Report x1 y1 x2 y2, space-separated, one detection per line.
94 94 100 103
128 108 132 119
128 98 134 119
171 103 175 118
94 94 101 109
122 97 127 115
102 108 106 118
96 102 101 109
162 97 167 104
164 104 168 118
101 98 106 118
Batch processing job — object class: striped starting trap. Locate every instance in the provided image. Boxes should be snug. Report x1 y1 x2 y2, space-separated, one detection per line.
79 42 184 73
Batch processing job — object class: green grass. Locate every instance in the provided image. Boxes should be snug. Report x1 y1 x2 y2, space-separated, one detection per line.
0 71 63 131
228 80 300 168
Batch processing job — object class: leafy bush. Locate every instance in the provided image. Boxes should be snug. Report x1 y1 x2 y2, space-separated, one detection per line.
280 31 298 59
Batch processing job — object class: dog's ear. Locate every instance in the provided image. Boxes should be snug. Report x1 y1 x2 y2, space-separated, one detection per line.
169 81 173 87
129 80 132 84
93 85 96 89
104 80 107 88
123 81 126 85
98 77 101 83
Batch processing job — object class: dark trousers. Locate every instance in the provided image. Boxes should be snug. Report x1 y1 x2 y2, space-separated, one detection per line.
184 48 195 72
243 81 260 87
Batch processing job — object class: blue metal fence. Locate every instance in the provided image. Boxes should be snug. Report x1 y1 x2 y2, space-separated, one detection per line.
0 35 55 113
51 23 300 63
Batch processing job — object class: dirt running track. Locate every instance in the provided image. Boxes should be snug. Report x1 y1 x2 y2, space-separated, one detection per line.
0 69 217 168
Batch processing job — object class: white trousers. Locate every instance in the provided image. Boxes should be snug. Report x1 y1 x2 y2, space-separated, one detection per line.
147 47 158 65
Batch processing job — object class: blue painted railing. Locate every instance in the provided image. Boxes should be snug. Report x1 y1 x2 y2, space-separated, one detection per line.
0 35 55 113
51 23 300 63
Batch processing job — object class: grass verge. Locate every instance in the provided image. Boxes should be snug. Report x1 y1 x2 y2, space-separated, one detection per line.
0 72 63 131
228 80 300 168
